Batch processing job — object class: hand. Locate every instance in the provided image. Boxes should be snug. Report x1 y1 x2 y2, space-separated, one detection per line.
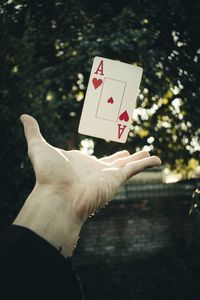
14 114 161 256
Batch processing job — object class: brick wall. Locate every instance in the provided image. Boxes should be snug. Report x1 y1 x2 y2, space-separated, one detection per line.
74 182 195 264
73 181 199 300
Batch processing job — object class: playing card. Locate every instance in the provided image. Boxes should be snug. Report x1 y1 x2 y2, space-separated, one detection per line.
78 56 143 143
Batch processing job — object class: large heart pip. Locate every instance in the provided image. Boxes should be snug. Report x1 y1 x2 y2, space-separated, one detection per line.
119 110 129 122
92 78 102 89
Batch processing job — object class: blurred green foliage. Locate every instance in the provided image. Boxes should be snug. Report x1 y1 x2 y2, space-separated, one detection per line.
0 0 199 228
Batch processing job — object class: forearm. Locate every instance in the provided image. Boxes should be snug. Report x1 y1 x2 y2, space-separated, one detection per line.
13 184 83 257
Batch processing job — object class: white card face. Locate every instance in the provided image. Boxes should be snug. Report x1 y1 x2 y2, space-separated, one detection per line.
96 78 126 122
78 56 143 143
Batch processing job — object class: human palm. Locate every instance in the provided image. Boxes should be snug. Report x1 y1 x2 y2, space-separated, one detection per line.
21 114 161 222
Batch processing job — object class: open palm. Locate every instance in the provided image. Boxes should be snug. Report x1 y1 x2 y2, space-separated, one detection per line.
21 114 161 222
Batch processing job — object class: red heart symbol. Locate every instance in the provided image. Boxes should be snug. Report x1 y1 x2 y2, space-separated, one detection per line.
92 78 102 89
107 97 114 104
119 110 129 122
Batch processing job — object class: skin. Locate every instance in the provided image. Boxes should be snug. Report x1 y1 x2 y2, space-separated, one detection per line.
14 114 161 257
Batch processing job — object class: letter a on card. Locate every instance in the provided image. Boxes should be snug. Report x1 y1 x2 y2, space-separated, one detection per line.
118 124 127 139
94 60 104 75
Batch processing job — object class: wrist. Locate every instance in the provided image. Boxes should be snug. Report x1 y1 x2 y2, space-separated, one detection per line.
13 183 83 257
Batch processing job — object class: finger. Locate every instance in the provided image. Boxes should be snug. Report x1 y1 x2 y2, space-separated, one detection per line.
20 114 44 147
110 150 150 167
122 156 161 180
100 150 130 163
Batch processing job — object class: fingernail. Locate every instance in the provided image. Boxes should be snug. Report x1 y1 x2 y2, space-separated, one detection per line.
20 115 26 123
157 158 162 165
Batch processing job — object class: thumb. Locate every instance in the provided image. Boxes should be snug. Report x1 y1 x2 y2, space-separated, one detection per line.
20 114 44 147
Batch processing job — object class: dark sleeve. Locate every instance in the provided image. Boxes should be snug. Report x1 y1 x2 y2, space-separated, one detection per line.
0 225 84 300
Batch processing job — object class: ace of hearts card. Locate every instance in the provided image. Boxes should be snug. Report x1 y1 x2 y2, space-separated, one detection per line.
78 56 143 143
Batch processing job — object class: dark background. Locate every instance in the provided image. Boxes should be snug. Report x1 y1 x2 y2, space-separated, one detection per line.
73 181 199 300
0 0 200 299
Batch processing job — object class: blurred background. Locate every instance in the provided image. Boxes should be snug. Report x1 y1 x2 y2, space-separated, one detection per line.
0 0 199 299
